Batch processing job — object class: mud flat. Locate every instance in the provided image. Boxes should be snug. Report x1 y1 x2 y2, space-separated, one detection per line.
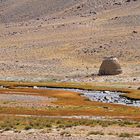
0 94 55 102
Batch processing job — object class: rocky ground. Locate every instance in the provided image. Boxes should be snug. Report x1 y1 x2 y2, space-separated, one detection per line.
0 0 139 83
0 1 140 139
0 126 140 140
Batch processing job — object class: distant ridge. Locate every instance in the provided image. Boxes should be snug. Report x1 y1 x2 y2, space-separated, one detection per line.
0 0 133 23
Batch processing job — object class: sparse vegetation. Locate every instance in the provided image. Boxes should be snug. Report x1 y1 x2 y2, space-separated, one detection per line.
87 131 104 136
0 0 140 139
0 81 139 121
60 131 71 137
0 116 139 131
24 125 32 130
119 133 133 138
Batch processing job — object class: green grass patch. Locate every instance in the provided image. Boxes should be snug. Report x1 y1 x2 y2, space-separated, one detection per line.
0 116 139 131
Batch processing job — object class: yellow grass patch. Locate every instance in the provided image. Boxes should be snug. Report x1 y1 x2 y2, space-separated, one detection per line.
0 81 139 120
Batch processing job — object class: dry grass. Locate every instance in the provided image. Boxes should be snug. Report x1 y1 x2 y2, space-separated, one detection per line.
0 80 139 99
0 115 139 131
0 81 139 120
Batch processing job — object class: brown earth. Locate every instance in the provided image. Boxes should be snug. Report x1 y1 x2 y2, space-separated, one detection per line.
0 0 139 83
0 1 140 139
0 126 140 140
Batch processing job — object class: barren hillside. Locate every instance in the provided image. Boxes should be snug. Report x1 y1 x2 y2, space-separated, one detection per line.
0 0 139 82
0 0 130 23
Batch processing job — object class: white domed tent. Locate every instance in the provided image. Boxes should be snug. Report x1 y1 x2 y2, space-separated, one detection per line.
99 57 122 75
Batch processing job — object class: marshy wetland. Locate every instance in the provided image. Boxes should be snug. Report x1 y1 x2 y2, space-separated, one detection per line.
0 81 139 139
0 81 139 119
38 87 140 107
0 0 140 139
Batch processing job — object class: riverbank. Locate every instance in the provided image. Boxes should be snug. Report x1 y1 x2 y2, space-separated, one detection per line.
0 81 139 139
0 81 139 120
0 80 139 99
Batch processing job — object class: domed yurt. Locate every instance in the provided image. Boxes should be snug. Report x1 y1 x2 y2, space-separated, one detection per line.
99 57 122 75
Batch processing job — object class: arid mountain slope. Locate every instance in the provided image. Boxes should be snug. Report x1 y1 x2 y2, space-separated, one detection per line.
0 0 80 23
0 0 139 82
0 0 133 23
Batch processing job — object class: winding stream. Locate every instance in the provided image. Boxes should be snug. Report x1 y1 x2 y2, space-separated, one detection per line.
38 87 140 107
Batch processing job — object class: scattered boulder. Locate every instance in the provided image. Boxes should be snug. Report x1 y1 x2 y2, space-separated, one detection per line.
133 30 138 34
99 57 122 75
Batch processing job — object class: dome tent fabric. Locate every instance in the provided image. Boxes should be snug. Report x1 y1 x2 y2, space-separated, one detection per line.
99 57 122 75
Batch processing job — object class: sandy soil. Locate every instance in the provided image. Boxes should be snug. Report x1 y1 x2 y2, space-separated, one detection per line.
0 93 56 108
0 1 140 140
0 126 140 140
0 0 139 83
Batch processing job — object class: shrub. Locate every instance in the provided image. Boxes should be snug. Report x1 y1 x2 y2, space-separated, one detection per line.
136 124 140 128
60 131 71 137
3 127 12 131
84 98 91 101
45 124 52 128
24 125 32 130
119 133 133 138
87 131 104 136
108 132 113 135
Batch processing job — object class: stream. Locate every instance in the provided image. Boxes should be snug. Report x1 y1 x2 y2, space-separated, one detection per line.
37 87 140 107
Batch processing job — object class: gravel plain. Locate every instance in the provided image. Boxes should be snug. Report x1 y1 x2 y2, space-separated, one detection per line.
0 126 140 140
